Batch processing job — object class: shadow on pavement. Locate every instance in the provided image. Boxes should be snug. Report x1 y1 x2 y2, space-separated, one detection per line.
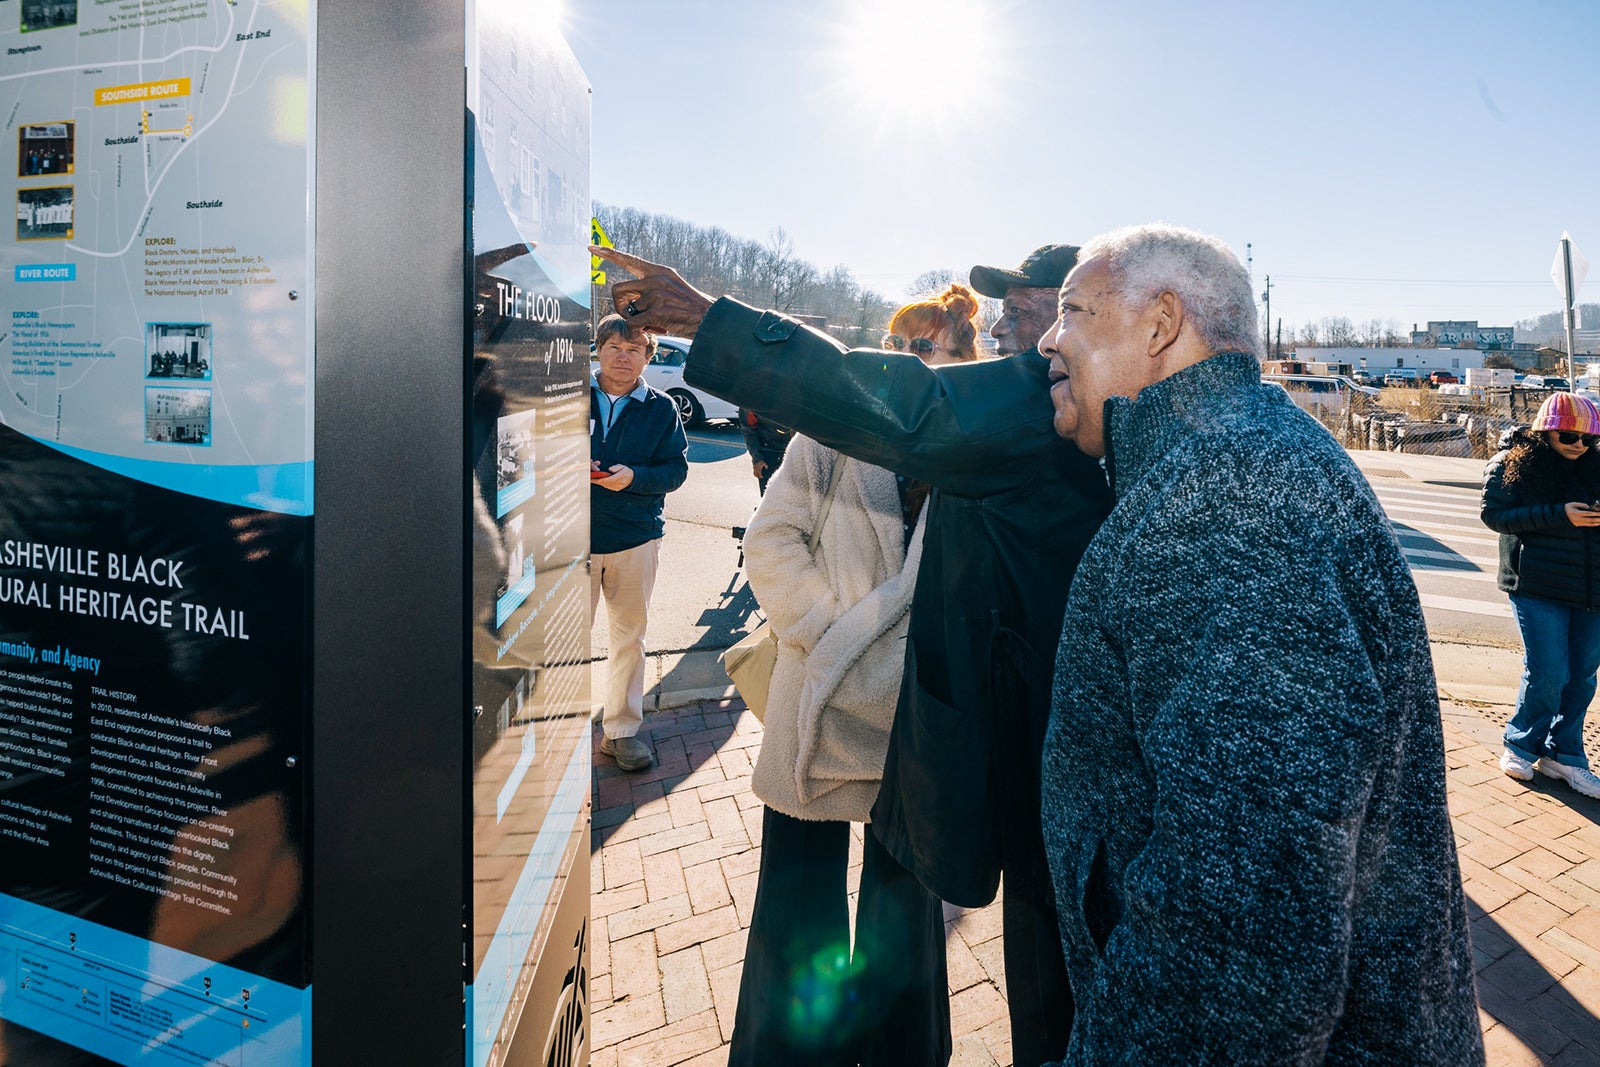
684 574 762 651
590 704 748 852
1390 522 1482 571
1472 906 1600 1061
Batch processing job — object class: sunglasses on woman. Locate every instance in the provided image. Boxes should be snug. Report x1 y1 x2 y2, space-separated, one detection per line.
882 334 937 356
1555 431 1600 447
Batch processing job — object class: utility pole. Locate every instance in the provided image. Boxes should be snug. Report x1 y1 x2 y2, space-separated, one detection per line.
1261 275 1272 359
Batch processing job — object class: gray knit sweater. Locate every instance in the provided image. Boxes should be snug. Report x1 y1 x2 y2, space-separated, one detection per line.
1042 353 1483 1065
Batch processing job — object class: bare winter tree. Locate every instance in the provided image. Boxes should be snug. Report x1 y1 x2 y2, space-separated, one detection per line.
592 203 891 327
906 268 958 297
1322 316 1358 346
763 227 818 312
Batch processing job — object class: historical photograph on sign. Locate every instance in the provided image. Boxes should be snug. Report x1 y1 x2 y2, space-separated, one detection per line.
20 0 76 31
144 387 212 446
17 122 74 177
495 409 537 515
495 511 529 605
145 322 214 380
15 186 73 240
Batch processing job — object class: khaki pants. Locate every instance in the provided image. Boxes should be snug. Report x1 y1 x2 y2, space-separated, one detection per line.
589 538 661 739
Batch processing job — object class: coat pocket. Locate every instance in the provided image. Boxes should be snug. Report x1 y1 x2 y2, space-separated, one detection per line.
1060 835 1115 961
888 643 1000 906
989 628 1056 888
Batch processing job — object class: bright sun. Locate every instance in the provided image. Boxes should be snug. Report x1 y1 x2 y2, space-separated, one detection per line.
827 0 1004 129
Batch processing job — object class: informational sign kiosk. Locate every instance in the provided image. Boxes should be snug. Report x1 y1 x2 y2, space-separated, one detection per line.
0 1 591 1063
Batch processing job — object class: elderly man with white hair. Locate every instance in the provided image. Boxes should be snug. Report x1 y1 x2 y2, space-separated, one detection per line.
1036 224 1483 1064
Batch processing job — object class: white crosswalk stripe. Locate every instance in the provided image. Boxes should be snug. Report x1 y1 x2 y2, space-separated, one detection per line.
1366 479 1514 626
1419 593 1512 618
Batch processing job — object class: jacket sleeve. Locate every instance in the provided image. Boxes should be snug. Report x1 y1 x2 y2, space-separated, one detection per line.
623 402 689 496
739 411 763 461
742 437 843 651
1480 451 1569 534
1062 468 1401 1064
686 297 1072 497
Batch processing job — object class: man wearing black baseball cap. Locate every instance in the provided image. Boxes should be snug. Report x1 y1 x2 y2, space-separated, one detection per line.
592 242 1112 1066
970 244 1080 357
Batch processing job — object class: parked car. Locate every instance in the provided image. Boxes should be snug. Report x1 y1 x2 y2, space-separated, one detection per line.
590 335 737 427
1350 370 1377 386
1522 375 1570 391
1382 369 1421 388
1428 370 1459 386
1262 373 1377 415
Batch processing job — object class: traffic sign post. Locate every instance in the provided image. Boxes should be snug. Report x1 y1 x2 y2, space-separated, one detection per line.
1551 232 1589 392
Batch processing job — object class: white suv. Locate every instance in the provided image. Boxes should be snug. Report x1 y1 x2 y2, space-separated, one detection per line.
591 335 738 427
1263 373 1378 415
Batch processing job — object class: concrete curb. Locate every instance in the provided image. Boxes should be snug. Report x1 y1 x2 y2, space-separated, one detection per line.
1344 447 1485 490
591 648 738 720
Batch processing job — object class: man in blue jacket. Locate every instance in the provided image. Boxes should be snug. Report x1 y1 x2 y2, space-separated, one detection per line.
591 314 689 772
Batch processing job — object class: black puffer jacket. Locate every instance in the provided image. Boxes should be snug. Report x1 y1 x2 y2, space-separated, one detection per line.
1481 427 1600 610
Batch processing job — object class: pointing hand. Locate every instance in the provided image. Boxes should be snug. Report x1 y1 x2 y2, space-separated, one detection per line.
591 246 715 337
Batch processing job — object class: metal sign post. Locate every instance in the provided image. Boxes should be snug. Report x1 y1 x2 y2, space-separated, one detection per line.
1551 232 1590 392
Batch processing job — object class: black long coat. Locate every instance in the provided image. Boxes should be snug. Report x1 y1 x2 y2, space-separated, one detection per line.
687 298 1113 907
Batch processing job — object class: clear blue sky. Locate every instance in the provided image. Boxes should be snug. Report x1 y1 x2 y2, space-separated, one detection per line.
564 0 1600 336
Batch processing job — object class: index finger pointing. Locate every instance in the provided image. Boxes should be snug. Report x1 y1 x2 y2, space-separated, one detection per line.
589 246 659 279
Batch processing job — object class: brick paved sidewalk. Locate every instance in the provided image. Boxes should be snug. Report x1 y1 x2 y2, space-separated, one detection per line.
590 699 1600 1066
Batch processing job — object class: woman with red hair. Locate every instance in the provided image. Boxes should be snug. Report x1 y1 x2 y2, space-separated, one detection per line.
730 284 980 1067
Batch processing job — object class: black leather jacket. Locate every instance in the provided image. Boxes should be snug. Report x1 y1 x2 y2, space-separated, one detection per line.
688 298 1113 906
1482 429 1600 610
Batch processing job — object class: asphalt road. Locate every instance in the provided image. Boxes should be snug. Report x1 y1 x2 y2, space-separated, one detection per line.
590 423 1518 658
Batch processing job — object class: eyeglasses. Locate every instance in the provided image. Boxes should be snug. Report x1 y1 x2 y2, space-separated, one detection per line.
1554 430 1600 447
883 334 938 355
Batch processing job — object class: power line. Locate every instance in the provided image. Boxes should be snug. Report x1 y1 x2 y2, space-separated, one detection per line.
1274 274 1552 287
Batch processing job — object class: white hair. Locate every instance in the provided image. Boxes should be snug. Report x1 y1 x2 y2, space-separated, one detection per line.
1080 224 1262 359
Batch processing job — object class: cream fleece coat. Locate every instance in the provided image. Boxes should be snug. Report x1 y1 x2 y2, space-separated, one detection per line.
743 434 925 823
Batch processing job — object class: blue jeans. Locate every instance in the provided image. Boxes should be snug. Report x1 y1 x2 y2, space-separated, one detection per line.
1505 593 1600 768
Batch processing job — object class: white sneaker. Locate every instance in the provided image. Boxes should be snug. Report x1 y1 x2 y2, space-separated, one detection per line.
1500 748 1535 781
1536 759 1600 799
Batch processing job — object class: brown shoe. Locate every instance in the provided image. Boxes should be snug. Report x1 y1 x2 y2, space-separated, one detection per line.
600 734 654 772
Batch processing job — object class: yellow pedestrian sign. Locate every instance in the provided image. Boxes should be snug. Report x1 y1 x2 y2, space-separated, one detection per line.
591 217 612 285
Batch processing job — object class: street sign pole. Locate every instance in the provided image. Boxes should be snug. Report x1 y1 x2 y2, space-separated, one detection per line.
1551 232 1589 393
1562 238 1578 392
